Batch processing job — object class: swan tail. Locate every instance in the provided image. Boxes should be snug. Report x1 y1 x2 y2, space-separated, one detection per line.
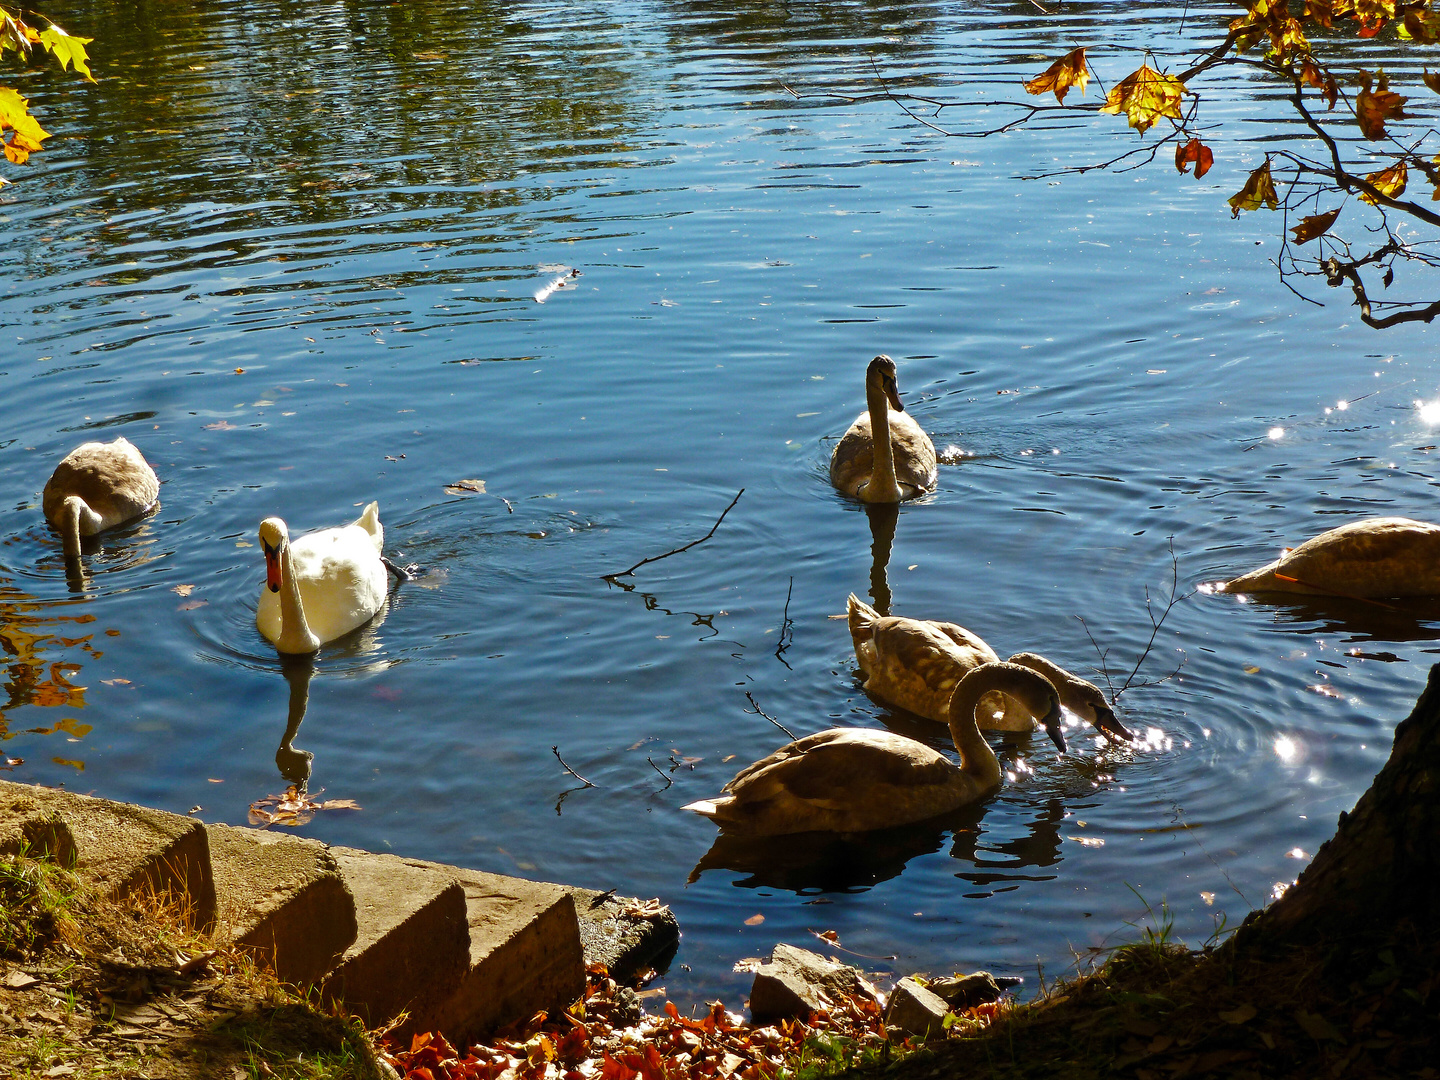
681 798 726 819
847 593 879 642
354 501 384 553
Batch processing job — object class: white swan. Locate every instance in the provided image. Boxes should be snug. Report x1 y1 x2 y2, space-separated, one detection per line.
257 502 388 654
43 437 160 572
846 594 1132 742
1219 517 1440 598
681 661 1062 836
830 355 938 503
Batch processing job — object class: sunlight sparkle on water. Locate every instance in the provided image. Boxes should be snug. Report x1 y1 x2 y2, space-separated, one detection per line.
1274 735 1300 762
1287 847 1308 859
1268 426 1284 439
1139 727 1172 751
1417 399 1440 425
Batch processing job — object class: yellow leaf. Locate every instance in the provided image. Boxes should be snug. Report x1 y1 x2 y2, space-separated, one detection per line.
1355 72 1406 140
1401 10 1440 42
1360 159 1407 205
1100 64 1186 134
1291 208 1341 244
3 134 28 164
38 25 94 83
1229 159 1279 217
1023 48 1090 104
0 87 50 146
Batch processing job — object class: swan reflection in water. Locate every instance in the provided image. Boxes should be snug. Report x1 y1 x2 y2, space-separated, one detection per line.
864 502 899 617
687 795 1070 895
1214 587 1440 647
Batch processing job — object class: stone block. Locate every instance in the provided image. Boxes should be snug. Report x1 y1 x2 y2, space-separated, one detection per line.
206 822 357 987
323 848 470 1030
0 780 215 929
884 978 950 1038
418 863 585 1044
749 943 869 1023
927 971 1004 1009
569 888 679 983
0 790 75 866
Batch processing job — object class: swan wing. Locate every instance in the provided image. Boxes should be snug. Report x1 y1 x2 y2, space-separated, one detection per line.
859 617 998 723
887 411 938 494
829 411 875 498
281 522 387 643
713 729 971 834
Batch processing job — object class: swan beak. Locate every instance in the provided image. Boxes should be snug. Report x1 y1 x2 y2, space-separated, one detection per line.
884 377 905 413
1041 705 1067 754
263 540 282 593
1092 704 1133 744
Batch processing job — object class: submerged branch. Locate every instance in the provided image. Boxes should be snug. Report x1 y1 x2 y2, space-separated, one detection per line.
603 489 744 581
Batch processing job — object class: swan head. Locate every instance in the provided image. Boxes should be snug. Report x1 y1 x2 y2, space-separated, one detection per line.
258 517 290 593
1008 652 1133 745
866 355 904 413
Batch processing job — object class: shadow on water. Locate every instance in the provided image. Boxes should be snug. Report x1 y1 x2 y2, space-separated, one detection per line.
865 502 898 617
1238 592 1440 645
687 794 1068 895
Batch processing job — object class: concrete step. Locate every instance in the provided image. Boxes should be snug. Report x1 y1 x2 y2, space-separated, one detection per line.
206 823 358 988
414 860 584 1045
0 780 216 930
323 847 471 1032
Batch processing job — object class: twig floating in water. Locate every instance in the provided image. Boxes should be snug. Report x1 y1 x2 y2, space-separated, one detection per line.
647 756 673 790
603 489 744 581
745 691 796 741
552 745 596 788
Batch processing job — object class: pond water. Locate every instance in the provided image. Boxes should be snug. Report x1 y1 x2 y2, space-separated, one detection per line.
4 0 1440 1007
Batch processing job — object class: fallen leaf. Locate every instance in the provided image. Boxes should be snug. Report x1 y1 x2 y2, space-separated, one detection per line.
1291 208 1341 244
1294 1009 1345 1042
318 798 362 810
744 913 765 926
623 898 670 919
176 599 208 611
444 478 487 495
1219 1003 1258 1024
1244 665 1261 674
203 420 236 431
3 970 38 989
101 678 132 686
172 584 195 596
1307 683 1344 699
732 957 765 973
1023 48 1090 104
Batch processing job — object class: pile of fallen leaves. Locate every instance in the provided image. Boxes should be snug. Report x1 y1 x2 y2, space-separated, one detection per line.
381 962 918 1080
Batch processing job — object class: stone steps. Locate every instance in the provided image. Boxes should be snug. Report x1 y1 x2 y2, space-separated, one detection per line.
0 780 675 1045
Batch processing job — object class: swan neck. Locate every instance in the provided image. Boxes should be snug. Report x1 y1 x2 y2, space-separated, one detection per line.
946 673 1004 788
276 541 320 654
865 379 901 501
56 497 85 566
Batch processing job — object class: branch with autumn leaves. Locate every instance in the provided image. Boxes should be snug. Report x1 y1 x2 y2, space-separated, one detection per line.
0 5 94 184
793 1 1440 328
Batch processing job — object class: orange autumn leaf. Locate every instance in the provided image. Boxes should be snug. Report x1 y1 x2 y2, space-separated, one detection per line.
1175 138 1214 178
1023 47 1090 104
1229 159 1279 217
1401 10 1440 42
1100 63 1186 134
1291 208 1341 244
1355 72 1406 140
1425 69 1440 95
1360 159 1407 205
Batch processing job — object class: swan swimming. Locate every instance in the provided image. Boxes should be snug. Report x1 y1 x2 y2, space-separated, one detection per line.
43 437 159 573
681 661 1063 836
829 355 938 503
257 502 390 654
847 594 1132 741
1219 516 1440 598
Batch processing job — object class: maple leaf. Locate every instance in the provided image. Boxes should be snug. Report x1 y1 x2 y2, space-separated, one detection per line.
1401 10 1440 42
1100 64 1185 134
1355 71 1406 140
38 24 94 82
1360 159 1407 205
0 88 50 147
1291 208 1341 244
1175 138 1214 178
1229 159 1279 217
1425 69 1440 95
1023 48 1090 104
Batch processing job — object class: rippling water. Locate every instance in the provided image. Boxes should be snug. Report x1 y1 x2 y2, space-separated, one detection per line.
4 0 1439 1007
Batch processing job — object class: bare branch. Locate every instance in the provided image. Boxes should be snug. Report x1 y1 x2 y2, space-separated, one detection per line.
551 745 596 788
745 691 796 740
603 489 744 581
